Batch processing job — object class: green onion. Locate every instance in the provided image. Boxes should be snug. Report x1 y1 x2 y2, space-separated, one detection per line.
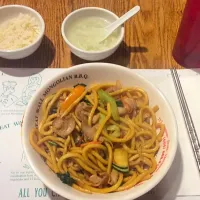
81 98 91 105
48 141 57 146
116 100 123 107
97 89 119 121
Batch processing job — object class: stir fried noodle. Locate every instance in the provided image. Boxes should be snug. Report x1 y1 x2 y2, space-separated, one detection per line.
30 81 165 193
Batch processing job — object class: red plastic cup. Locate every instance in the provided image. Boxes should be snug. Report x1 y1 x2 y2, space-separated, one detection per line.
173 0 200 68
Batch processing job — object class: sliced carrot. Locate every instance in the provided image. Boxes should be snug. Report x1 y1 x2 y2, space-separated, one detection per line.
60 85 85 113
80 141 101 147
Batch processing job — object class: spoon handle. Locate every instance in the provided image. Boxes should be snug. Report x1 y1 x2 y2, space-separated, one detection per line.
106 6 140 33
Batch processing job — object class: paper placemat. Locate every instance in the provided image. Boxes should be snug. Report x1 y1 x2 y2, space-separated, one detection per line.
0 68 200 200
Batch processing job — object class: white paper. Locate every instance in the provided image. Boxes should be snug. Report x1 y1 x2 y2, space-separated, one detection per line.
0 68 200 200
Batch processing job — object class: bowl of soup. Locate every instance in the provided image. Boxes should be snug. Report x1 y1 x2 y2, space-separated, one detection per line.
22 63 178 200
61 7 124 61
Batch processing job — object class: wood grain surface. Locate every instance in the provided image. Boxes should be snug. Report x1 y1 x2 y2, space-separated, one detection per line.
0 0 186 69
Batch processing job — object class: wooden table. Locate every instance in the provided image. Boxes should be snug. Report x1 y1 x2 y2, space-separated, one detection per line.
0 0 186 69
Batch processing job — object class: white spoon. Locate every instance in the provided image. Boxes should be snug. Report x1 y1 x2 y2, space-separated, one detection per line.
99 5 140 43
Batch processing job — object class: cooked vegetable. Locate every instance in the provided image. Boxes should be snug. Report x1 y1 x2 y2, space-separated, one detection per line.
107 125 120 138
112 164 129 173
116 100 123 107
98 99 105 108
60 85 85 113
57 172 75 186
97 89 119 121
81 98 91 105
48 141 58 146
99 113 106 124
113 148 129 168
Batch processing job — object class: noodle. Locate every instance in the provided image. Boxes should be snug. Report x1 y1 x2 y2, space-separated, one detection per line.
88 90 98 126
93 103 112 141
29 81 165 194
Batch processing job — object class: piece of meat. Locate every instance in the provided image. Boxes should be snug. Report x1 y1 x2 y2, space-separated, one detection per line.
120 130 127 137
89 172 109 187
73 163 82 171
52 115 75 138
98 136 105 143
75 102 91 121
122 97 137 117
89 174 102 186
108 169 119 185
81 120 98 141
66 159 74 167
84 171 90 180
105 80 122 93
105 86 118 93
65 159 81 171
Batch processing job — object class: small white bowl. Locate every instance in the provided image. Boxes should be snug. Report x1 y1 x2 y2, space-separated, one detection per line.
0 5 45 59
22 63 178 200
61 7 124 61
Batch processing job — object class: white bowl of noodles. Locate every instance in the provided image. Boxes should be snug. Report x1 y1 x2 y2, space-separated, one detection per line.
22 63 178 200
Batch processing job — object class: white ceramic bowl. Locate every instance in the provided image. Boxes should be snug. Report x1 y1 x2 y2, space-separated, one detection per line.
61 7 124 61
22 63 178 200
0 5 45 59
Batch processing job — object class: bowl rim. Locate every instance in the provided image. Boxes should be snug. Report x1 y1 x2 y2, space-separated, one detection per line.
61 7 124 54
0 4 45 53
22 63 178 200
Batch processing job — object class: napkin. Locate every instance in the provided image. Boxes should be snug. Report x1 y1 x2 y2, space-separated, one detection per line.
0 68 200 200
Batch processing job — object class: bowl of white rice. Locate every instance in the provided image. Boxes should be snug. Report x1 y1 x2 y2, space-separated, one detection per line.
0 5 45 59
